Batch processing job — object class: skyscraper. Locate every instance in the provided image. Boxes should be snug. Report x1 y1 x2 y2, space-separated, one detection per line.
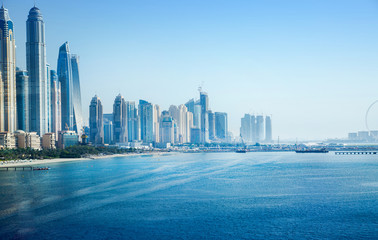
26 6 48 136
113 94 127 143
70 55 83 136
256 115 265 143
89 95 103 145
139 100 154 143
103 114 113 144
160 111 175 145
153 104 160 143
126 101 138 142
208 110 215 140
215 112 228 140
0 6 17 132
200 92 209 143
16 68 29 131
50 70 61 138
57 42 83 135
240 114 251 142
265 115 272 142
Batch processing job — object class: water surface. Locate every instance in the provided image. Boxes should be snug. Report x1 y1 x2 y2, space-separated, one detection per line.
0 152 377 239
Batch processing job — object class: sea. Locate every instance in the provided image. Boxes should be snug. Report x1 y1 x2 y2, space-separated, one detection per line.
0 152 377 239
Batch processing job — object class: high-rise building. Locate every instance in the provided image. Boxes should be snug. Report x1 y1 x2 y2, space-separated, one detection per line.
240 114 251 142
208 110 215 140
16 68 29 131
113 94 127 143
153 104 160 143
215 112 228 140
139 100 154 143
251 115 257 143
126 101 138 142
0 6 17 132
50 70 61 138
160 111 175 145
265 116 272 142
103 114 113 144
46 64 52 131
256 115 264 143
57 42 82 136
70 55 83 136
26 6 49 136
200 92 209 143
89 95 104 145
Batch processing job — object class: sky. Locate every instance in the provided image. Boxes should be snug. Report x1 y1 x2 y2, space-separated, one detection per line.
6 0 378 140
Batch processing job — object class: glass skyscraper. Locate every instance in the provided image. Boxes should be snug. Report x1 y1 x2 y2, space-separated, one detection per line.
200 92 209 143
113 94 127 143
126 101 138 142
50 70 61 138
0 6 17 132
139 100 154 143
26 6 49 136
57 42 83 136
215 112 228 140
265 116 272 142
89 95 104 145
16 68 29 131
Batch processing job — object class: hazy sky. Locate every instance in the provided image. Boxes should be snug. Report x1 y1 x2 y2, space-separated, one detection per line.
7 0 378 140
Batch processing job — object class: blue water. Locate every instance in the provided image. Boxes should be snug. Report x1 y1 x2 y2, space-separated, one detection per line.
0 152 377 239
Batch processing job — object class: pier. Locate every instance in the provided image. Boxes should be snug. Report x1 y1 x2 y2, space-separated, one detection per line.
335 151 377 155
0 166 34 171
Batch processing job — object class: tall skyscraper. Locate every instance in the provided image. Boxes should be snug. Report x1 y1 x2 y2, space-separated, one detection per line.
251 115 257 143
240 114 251 142
26 6 49 135
160 111 175 145
126 101 138 142
89 95 103 145
103 114 113 144
265 115 272 142
57 42 83 136
200 92 209 143
139 100 154 143
215 112 228 140
16 68 29 131
113 94 127 143
208 110 215 140
50 70 61 138
153 104 160 143
256 115 265 143
0 6 17 132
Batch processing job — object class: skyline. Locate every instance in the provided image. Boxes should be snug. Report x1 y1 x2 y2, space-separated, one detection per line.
5 0 378 140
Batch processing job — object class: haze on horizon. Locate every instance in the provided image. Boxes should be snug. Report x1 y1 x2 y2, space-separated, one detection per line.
7 0 378 141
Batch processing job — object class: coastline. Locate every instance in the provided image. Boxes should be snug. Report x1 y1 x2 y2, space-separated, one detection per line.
0 152 170 168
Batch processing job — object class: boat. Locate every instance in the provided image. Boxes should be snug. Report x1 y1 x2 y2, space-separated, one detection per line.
235 149 247 153
295 148 328 153
33 167 50 171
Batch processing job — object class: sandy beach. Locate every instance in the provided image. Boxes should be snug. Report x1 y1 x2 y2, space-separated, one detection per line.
0 152 170 168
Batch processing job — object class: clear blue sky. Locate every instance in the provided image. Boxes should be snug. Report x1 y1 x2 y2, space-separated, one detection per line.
7 0 378 140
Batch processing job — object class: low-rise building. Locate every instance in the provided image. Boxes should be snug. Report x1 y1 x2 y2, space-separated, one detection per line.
0 132 16 149
58 130 79 149
42 133 56 149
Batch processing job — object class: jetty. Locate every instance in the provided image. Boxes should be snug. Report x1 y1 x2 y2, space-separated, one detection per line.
335 151 377 155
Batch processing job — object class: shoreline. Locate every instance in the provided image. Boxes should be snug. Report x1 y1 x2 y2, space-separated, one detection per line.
0 152 170 168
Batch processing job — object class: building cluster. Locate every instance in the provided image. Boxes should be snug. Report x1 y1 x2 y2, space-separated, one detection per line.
348 130 378 142
89 91 229 147
240 114 272 144
0 6 83 149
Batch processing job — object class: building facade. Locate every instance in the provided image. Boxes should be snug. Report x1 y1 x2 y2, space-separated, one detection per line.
16 68 29 131
215 112 228 140
57 42 82 136
89 95 104 145
0 6 17 132
113 94 127 143
27 6 49 136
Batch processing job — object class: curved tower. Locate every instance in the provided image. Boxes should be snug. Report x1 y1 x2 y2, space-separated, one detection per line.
26 6 48 135
0 6 17 132
57 42 83 136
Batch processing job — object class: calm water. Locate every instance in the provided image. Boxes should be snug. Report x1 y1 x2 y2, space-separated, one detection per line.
0 152 377 239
